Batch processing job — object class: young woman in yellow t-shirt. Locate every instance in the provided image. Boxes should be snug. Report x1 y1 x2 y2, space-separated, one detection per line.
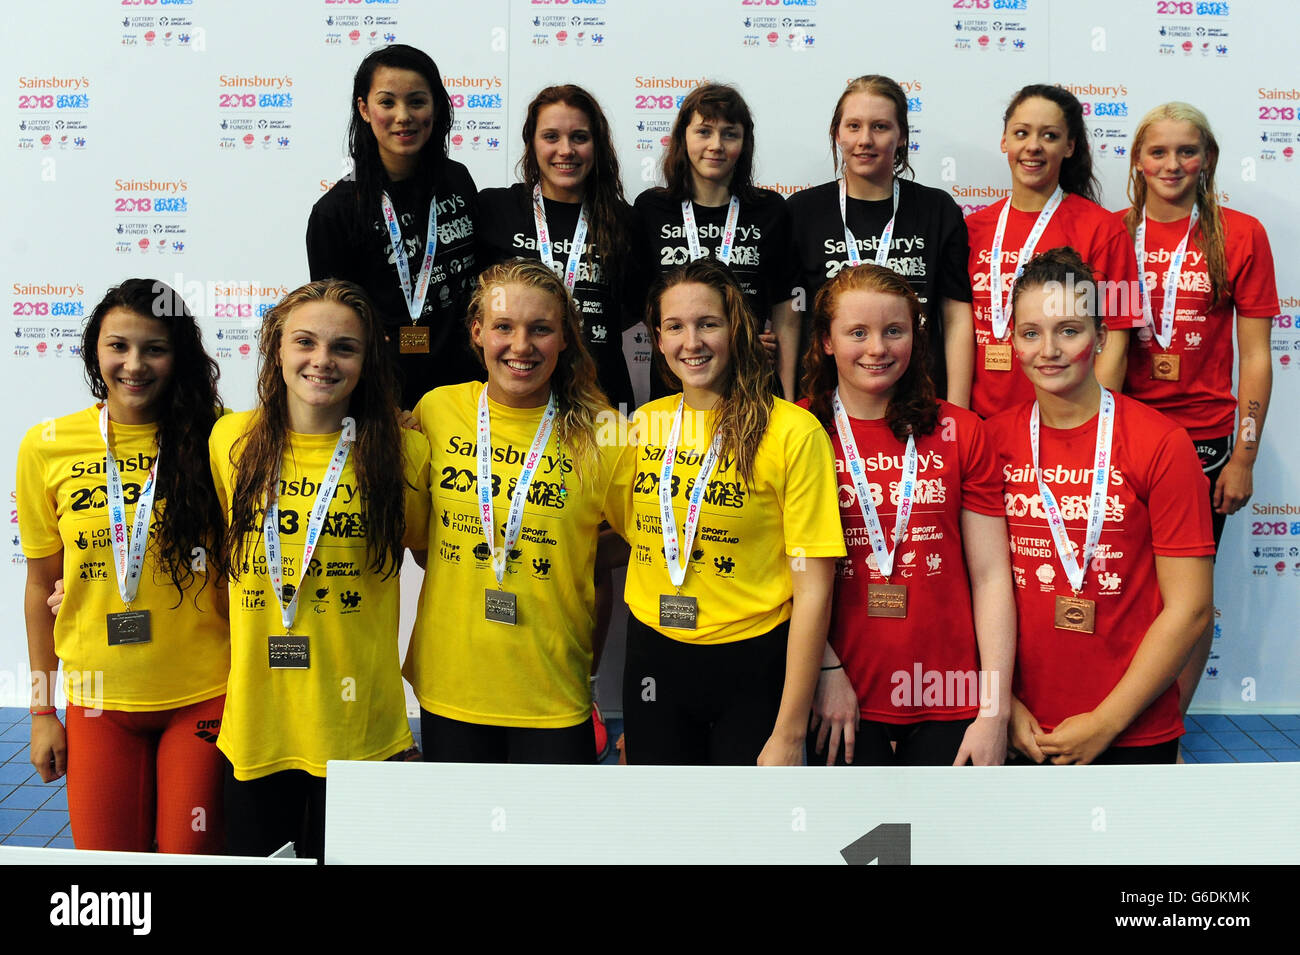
209 279 429 859
18 279 228 852
622 259 844 765
404 259 631 762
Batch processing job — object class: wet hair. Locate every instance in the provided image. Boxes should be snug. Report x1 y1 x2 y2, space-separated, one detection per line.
829 75 913 179
465 259 610 475
802 263 938 442
1011 246 1103 332
1003 84 1101 204
82 279 223 602
224 279 407 581
646 259 772 486
1124 101 1228 305
660 83 760 203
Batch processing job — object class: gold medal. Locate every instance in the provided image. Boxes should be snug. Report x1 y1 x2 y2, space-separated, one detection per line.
399 325 430 354
1054 594 1095 633
984 343 1013 372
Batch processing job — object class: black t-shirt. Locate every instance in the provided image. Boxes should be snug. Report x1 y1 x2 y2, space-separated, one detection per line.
306 159 479 410
787 178 972 400
632 187 797 399
476 182 637 413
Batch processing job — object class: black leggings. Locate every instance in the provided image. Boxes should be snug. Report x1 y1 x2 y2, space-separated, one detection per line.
622 614 789 765
420 710 596 764
223 761 327 861
807 717 974 766
1196 435 1231 551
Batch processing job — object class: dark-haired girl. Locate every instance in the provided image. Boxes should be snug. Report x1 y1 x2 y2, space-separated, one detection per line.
986 248 1214 764
966 83 1141 419
633 83 800 399
789 75 974 406
307 44 479 411
800 264 1013 766
477 85 639 416
18 279 228 851
209 279 429 858
621 260 843 766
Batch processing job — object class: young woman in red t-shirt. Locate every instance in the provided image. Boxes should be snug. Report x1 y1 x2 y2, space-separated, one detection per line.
1119 102 1277 711
801 264 1014 765
966 84 1141 419
986 248 1215 765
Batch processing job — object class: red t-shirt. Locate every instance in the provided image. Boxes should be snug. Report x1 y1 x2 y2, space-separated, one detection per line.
985 394 1214 747
1121 207 1279 439
811 400 1005 723
967 193 1143 419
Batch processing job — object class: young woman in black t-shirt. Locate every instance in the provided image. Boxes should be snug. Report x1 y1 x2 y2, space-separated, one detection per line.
306 44 479 411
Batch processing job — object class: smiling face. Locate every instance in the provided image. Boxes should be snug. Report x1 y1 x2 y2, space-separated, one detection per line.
1012 282 1106 402
823 289 912 412
533 102 595 202
357 66 435 180
685 111 744 193
472 283 567 408
97 308 174 425
279 301 366 429
1137 118 1207 211
1001 95 1075 199
656 281 732 408
836 92 901 190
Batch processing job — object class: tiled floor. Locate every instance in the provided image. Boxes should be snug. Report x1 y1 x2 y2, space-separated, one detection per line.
0 707 1294 847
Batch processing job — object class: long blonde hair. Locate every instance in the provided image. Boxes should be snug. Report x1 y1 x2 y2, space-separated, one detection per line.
647 259 773 487
466 259 610 475
1125 101 1228 306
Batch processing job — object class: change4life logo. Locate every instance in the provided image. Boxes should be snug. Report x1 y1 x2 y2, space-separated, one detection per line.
120 9 198 48
16 75 90 150
1257 89 1300 164
112 178 189 254
739 2 818 49
1248 500 1300 577
1155 0 1230 57
530 10 608 47
324 3 399 48
952 0 1030 51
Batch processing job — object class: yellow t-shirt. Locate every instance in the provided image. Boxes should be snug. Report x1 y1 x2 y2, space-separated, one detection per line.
404 382 633 728
15 405 228 710
624 396 845 644
209 411 430 779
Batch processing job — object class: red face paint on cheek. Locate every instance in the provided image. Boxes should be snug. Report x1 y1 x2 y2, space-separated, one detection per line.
1070 341 1096 364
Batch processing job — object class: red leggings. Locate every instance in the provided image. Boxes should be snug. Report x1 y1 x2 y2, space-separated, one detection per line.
64 695 226 853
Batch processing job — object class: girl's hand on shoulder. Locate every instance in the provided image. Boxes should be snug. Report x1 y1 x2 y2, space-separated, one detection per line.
397 410 422 433
809 667 859 765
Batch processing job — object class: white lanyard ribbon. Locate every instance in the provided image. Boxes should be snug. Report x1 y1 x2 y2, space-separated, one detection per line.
989 186 1064 340
659 399 722 590
830 390 916 579
532 184 589 292
1135 205 1199 350
839 177 899 268
381 191 438 325
477 387 557 586
681 196 742 266
99 405 160 609
1030 388 1115 594
263 419 355 631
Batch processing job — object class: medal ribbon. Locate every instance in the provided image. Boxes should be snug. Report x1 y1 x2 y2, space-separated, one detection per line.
830 390 917 579
1135 204 1199 350
476 387 558 586
681 196 742 265
838 177 899 268
263 418 355 632
99 405 160 609
532 184 589 292
659 399 722 590
1029 388 1115 594
989 186 1065 340
381 191 438 325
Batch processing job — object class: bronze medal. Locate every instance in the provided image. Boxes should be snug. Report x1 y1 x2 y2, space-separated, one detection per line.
984 343 1013 372
399 325 430 354
867 583 908 618
1151 353 1180 381
1054 594 1096 633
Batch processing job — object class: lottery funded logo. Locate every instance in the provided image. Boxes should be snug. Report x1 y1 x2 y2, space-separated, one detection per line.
216 74 294 151
528 9 608 48
738 1 817 49
16 75 90 151
120 7 198 49
1257 88 1300 165
442 76 503 150
112 178 189 255
11 279 86 359
1248 500 1300 577
1154 0 1229 57
323 1 399 48
952 0 1030 51
1062 83 1130 161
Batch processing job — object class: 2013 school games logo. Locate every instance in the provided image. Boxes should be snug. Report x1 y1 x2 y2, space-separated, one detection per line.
113 179 190 254
1154 1 1229 56
10 282 86 359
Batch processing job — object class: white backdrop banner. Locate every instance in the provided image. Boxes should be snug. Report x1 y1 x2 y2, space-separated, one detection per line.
2 0 1295 714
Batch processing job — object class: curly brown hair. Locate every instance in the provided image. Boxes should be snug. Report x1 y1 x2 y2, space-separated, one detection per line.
223 279 408 581
646 259 773 486
801 263 939 442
